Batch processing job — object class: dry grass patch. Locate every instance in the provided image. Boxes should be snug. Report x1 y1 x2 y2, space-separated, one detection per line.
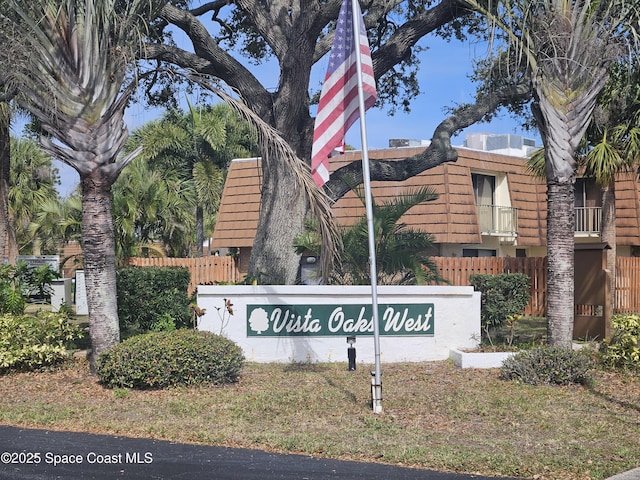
0 359 638 480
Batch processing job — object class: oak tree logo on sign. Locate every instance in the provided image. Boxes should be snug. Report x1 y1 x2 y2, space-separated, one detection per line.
248 307 269 334
246 303 434 337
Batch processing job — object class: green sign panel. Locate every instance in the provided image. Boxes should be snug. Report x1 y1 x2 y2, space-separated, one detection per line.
246 303 434 337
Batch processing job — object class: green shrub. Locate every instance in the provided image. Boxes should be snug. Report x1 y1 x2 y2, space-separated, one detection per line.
469 273 530 343
29 264 60 302
0 262 60 313
0 262 29 315
0 312 83 373
116 266 191 338
600 313 640 371
96 329 245 389
499 346 595 386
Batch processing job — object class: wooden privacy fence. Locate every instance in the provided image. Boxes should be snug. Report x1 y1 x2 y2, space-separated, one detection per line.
614 257 640 313
434 256 640 316
432 256 547 316
127 256 240 295
126 255 640 315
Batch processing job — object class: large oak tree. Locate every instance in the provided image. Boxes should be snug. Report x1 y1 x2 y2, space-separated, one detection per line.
144 0 532 284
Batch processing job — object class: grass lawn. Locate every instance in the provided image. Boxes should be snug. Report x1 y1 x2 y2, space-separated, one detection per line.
1 352 639 480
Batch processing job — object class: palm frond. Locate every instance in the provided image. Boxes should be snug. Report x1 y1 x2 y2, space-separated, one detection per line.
525 147 546 178
185 75 341 278
584 132 624 184
0 0 166 176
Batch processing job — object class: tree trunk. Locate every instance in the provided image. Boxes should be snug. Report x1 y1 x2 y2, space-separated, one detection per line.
248 154 307 284
80 171 120 370
0 119 10 264
0 109 16 264
546 179 575 347
601 183 616 336
532 70 604 347
196 205 204 257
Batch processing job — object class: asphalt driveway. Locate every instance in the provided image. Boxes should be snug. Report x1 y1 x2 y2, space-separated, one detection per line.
0 425 517 480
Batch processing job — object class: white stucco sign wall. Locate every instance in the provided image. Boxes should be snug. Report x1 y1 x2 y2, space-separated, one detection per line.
197 285 480 363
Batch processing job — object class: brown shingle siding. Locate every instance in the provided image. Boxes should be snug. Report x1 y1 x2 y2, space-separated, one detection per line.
614 172 640 246
210 146 640 253
211 158 262 248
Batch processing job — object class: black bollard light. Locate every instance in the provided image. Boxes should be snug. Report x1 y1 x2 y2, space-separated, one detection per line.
347 336 356 371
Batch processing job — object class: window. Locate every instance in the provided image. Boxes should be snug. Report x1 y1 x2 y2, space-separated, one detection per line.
462 249 496 257
575 178 602 233
472 174 495 206
574 178 601 208
471 172 517 236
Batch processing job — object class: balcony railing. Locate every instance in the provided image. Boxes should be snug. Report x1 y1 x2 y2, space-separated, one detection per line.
476 204 518 236
575 207 601 234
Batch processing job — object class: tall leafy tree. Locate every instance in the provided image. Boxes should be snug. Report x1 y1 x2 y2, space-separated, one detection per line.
581 63 640 314
28 194 82 257
143 1 534 283
128 103 258 256
466 0 640 346
8 136 59 255
0 0 167 367
112 155 195 260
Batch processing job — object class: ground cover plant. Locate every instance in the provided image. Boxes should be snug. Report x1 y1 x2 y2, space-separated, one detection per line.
600 313 640 372
0 312 82 373
0 357 638 480
500 346 596 385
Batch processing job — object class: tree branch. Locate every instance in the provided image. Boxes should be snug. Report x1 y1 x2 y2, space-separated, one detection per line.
235 0 290 59
147 4 273 116
372 0 473 77
324 78 532 201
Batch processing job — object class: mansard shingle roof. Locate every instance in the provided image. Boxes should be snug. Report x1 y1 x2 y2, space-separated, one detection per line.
211 146 640 250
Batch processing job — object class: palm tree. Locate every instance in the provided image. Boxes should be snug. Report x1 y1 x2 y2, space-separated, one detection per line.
28 194 82 258
0 102 13 264
581 63 640 315
9 136 59 255
339 187 442 285
129 102 258 256
296 186 442 286
466 0 640 347
112 156 195 260
527 62 640 333
0 0 167 367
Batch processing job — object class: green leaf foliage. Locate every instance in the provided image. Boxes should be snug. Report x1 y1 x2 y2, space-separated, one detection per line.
336 186 442 285
500 346 595 386
0 261 59 315
469 273 530 335
600 313 640 372
96 330 245 389
116 266 191 338
0 312 82 374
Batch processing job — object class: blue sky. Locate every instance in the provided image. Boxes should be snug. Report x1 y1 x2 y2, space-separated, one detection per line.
15 24 540 197
343 35 538 150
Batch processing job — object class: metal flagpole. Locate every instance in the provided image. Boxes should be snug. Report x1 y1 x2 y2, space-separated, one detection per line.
350 0 382 414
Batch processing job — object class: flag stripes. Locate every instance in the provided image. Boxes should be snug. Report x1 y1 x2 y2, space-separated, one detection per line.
311 0 376 187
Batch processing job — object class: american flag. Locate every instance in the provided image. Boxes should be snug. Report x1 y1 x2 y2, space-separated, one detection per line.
310 0 376 187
